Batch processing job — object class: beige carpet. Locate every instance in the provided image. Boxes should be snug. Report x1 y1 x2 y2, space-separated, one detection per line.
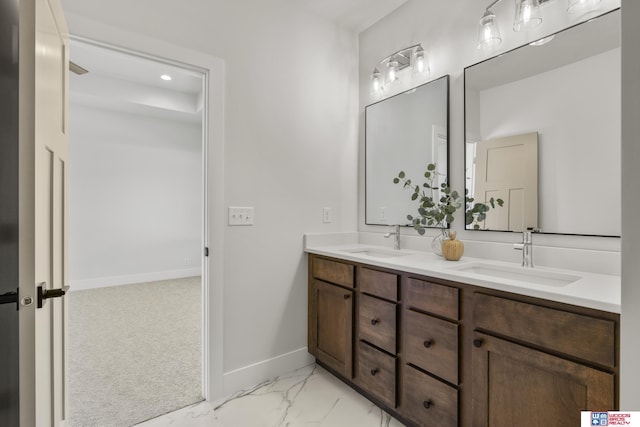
68 277 203 427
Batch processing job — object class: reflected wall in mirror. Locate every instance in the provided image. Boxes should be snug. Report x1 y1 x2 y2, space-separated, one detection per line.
366 75 449 226
465 9 620 237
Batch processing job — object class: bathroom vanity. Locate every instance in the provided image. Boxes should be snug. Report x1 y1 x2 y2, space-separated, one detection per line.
306 244 619 427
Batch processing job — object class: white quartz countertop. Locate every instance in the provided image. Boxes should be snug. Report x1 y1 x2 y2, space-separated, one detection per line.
305 242 621 314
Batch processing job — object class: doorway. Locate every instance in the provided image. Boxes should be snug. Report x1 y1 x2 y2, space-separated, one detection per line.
67 38 207 426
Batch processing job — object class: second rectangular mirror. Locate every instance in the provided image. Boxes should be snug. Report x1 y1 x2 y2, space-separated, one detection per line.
464 9 620 237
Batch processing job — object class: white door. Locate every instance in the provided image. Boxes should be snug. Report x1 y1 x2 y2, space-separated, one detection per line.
18 0 70 425
473 132 538 232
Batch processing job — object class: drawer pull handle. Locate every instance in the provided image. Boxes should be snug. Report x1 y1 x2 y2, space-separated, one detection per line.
343 294 350 300
370 368 379 376
423 340 433 348
473 339 483 348
371 318 379 325
423 400 433 409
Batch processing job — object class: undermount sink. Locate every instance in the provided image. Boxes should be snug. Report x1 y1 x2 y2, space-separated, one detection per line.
340 247 409 259
450 262 581 287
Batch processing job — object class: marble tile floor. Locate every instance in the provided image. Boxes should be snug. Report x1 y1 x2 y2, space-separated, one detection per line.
137 364 405 427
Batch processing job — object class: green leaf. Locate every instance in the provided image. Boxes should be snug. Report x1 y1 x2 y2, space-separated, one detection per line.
427 163 436 171
424 171 431 178
393 178 400 184
411 193 418 201
398 171 405 179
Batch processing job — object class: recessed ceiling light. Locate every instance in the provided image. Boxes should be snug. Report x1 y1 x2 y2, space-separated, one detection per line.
160 74 172 81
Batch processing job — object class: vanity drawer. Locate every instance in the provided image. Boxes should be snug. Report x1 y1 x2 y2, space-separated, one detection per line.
405 278 459 320
402 364 458 427
359 294 397 354
357 341 396 408
474 293 615 368
313 257 354 288
359 267 398 301
404 310 459 384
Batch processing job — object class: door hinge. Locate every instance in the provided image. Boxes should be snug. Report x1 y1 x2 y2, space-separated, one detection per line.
204 247 209 257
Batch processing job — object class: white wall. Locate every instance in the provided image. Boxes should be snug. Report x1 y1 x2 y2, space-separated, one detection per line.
620 0 640 409
476 48 621 236
69 105 202 289
60 0 359 390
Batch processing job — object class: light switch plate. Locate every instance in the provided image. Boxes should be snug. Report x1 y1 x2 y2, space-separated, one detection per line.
323 207 332 223
228 207 254 226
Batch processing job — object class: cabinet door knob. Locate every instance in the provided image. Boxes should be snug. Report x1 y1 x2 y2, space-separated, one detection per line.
370 368 379 376
371 318 379 325
473 338 483 348
423 400 433 409
343 294 350 300
423 340 433 348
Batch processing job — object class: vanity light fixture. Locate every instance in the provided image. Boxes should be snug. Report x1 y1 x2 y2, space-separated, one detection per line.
370 44 429 94
478 0 549 50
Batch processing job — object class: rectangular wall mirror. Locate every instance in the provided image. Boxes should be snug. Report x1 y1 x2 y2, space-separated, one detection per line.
366 75 449 226
464 9 620 237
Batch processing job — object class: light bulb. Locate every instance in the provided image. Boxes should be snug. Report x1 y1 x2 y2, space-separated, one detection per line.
371 68 382 93
388 60 399 82
414 47 426 74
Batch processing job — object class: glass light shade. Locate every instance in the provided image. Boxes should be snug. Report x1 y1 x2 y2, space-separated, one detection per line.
477 10 502 50
387 60 399 82
513 0 542 32
414 47 428 74
371 68 382 93
567 0 601 13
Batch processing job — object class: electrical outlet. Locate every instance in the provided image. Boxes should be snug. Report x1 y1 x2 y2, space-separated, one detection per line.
323 207 332 223
228 207 254 226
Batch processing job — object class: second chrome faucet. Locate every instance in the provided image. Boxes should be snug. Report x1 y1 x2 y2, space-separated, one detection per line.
514 227 540 267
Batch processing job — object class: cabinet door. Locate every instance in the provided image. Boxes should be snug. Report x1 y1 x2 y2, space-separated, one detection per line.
315 280 353 378
472 332 614 427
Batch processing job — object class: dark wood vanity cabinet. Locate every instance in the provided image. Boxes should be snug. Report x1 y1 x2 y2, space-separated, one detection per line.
307 254 619 427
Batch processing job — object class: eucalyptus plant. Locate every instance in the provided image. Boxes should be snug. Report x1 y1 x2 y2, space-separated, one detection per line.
393 163 503 235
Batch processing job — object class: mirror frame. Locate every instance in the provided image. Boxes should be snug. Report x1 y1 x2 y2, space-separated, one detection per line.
463 9 621 238
365 74 450 227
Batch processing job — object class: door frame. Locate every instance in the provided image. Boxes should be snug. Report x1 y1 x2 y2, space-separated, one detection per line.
66 20 225 400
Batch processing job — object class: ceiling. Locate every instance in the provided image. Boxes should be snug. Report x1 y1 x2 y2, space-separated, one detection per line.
69 39 204 123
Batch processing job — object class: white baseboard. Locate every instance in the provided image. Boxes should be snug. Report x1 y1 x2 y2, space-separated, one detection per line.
220 347 315 398
69 268 201 291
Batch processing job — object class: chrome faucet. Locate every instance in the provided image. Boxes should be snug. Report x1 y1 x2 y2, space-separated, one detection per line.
384 225 401 251
514 227 540 268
